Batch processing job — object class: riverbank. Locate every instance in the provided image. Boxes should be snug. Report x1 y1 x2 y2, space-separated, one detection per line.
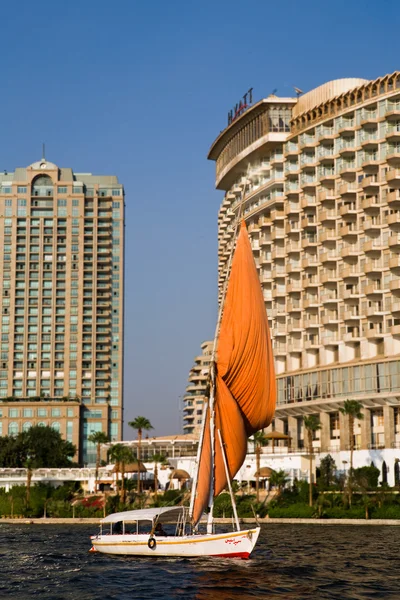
2 516 400 525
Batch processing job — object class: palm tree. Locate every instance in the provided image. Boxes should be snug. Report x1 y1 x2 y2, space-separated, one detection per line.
303 415 321 507
150 453 168 500
109 444 135 504
128 417 153 495
339 400 364 472
252 430 268 503
269 469 289 496
88 431 109 493
25 457 33 508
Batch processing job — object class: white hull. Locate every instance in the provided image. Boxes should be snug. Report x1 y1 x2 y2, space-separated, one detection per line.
91 527 260 559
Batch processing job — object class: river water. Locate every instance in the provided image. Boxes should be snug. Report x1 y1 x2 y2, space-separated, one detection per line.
0 523 398 599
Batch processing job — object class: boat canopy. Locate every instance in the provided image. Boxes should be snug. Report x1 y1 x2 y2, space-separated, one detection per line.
101 506 189 524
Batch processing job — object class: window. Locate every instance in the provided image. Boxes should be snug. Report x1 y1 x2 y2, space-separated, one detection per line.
57 199 67 207
17 199 27 206
72 199 79 206
52 421 61 432
23 409 33 418
22 422 32 432
58 187 67 194
8 422 18 435
9 408 19 418
51 408 61 417
37 408 48 417
17 187 27 193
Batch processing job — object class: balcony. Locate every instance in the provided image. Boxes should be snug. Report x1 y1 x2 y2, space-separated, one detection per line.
339 224 362 237
389 234 400 249
361 195 384 210
365 260 385 273
286 242 301 253
363 238 386 252
302 238 318 249
389 256 400 270
389 279 400 292
285 202 301 215
287 301 302 313
320 292 339 304
287 341 303 353
286 282 302 293
361 175 382 190
339 203 358 216
319 189 336 202
303 298 319 309
285 221 301 234
386 169 400 186
363 217 385 232
302 276 319 288
302 256 319 268
364 283 385 296
300 196 317 209
341 265 362 278
341 246 362 258
320 251 339 263
391 324 400 336
343 331 362 342
304 338 320 349
321 335 340 346
287 320 303 333
304 316 320 328
321 313 339 325
320 271 339 284
343 310 361 321
365 327 385 339
388 212 400 226
287 261 302 273
339 182 358 195
301 217 317 229
387 190 400 207
343 288 362 299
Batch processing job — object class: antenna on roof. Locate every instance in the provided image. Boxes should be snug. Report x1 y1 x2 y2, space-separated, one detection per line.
294 87 304 97
270 88 278 96
42 142 45 160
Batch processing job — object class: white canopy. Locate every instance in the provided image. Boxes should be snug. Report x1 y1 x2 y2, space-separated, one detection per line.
101 506 189 524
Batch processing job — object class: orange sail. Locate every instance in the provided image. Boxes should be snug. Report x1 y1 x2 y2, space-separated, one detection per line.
192 221 276 524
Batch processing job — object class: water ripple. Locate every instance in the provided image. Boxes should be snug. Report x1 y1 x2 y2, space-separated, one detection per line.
0 523 396 599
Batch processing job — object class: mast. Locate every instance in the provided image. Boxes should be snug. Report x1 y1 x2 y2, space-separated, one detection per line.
189 169 250 527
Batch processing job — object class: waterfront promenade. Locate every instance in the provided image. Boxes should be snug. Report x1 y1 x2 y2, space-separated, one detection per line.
2 517 400 526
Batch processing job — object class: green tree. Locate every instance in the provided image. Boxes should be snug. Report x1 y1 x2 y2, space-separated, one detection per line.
0 425 76 468
269 469 289 495
88 431 109 493
109 444 135 504
318 454 337 490
339 400 364 472
252 430 268 503
303 415 321 507
128 417 153 495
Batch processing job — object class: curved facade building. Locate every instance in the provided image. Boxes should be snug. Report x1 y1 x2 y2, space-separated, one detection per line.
209 73 400 481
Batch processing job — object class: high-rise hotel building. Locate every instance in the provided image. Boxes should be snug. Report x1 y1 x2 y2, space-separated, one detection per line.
183 340 213 435
0 158 124 465
209 73 400 469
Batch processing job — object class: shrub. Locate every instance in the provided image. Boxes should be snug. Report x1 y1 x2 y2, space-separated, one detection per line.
268 503 314 518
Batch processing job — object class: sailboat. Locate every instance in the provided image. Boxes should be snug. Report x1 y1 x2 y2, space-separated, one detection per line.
90 220 276 558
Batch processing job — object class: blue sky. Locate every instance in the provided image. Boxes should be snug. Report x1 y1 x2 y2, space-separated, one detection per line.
0 0 398 437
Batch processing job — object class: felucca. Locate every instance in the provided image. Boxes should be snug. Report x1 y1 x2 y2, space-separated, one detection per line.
90 220 276 558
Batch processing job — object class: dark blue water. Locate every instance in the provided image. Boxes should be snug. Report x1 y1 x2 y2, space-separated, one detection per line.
0 524 398 599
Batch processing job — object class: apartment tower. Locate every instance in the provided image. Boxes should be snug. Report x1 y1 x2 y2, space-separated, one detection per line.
0 158 124 465
183 340 213 434
209 73 400 483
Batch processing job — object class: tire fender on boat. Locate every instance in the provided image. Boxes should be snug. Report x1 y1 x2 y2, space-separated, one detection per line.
148 536 156 550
